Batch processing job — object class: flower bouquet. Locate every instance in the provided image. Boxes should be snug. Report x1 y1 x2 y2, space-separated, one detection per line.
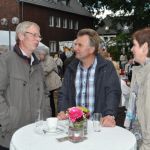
67 106 90 142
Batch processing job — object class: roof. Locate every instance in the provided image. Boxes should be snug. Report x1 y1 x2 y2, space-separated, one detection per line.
18 0 93 17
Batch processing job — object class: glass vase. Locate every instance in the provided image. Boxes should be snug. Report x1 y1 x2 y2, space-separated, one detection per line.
68 126 84 143
68 121 84 143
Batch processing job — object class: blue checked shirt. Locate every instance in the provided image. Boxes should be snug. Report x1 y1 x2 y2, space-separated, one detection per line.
75 58 97 114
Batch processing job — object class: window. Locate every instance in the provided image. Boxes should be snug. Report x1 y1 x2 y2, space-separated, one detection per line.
56 17 61 28
49 41 57 53
74 21 78 30
49 16 54 27
69 19 73 29
63 18 67 28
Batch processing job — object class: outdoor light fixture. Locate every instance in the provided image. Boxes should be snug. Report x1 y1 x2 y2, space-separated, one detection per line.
0 17 19 50
105 26 109 31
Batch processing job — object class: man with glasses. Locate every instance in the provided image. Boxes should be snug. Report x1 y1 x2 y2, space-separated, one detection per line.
0 21 51 149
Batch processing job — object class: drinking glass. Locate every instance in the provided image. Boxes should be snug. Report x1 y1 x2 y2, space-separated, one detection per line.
93 113 102 132
57 119 69 134
34 109 46 134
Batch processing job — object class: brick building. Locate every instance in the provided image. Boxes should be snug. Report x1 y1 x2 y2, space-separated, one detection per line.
0 0 94 53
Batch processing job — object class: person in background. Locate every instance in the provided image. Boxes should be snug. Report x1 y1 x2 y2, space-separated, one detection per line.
54 54 63 69
63 40 76 74
38 49 62 117
59 46 69 63
63 52 75 74
57 28 121 127
120 51 128 69
112 61 130 127
100 50 112 61
101 51 130 127
0 21 51 150
125 59 140 82
125 58 134 81
124 27 150 150
54 54 63 79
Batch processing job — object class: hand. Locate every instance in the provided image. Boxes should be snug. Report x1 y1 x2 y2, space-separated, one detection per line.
57 111 68 120
101 115 116 127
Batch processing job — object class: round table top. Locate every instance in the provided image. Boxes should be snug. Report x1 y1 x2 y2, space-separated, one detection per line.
10 121 137 150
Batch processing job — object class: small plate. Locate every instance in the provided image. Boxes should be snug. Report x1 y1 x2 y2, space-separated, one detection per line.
45 128 64 135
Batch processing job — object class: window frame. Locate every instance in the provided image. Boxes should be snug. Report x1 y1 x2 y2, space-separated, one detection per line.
49 16 54 27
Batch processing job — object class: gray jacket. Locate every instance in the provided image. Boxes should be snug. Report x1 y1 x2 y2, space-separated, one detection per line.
42 55 62 91
0 46 51 147
132 64 150 150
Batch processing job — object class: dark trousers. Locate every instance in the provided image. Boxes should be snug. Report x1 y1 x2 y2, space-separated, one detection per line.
0 146 9 150
49 90 56 117
116 106 126 127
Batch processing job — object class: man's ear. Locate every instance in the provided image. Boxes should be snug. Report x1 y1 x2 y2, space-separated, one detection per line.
18 33 24 41
89 46 95 54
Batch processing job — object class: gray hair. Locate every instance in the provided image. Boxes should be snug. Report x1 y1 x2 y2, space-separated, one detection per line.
15 21 40 43
36 48 49 55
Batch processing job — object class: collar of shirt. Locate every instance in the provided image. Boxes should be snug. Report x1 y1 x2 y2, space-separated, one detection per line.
141 57 150 66
20 49 34 65
78 57 97 71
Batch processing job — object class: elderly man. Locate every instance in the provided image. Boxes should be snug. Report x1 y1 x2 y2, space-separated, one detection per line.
58 28 121 127
0 21 51 149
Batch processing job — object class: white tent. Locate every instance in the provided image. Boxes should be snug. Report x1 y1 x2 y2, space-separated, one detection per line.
0 30 48 53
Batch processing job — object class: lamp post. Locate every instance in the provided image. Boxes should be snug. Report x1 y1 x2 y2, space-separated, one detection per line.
0 17 19 50
102 26 110 48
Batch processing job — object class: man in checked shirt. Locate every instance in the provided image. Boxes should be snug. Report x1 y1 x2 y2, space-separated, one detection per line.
57 28 121 127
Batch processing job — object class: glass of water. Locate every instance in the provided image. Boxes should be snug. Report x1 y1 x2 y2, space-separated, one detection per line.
93 113 102 132
34 109 46 134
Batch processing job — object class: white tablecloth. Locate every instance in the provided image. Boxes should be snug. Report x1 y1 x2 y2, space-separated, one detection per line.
10 121 137 150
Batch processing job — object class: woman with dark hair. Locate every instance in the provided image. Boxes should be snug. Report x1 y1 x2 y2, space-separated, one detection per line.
124 27 150 150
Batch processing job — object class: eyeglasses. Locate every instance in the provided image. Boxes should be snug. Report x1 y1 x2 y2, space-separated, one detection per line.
25 32 42 40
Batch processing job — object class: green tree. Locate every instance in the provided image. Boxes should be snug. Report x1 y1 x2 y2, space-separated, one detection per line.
107 33 132 61
79 0 150 31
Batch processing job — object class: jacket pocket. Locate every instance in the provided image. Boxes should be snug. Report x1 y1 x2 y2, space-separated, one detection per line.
0 106 19 135
0 105 19 137
0 107 10 134
9 106 19 131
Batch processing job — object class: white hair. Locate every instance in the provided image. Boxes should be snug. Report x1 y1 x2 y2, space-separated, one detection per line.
15 21 40 43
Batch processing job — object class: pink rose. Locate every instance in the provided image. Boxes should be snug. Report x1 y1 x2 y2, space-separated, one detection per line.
68 107 83 123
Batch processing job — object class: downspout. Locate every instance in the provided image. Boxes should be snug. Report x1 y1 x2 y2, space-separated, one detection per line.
21 1 24 21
